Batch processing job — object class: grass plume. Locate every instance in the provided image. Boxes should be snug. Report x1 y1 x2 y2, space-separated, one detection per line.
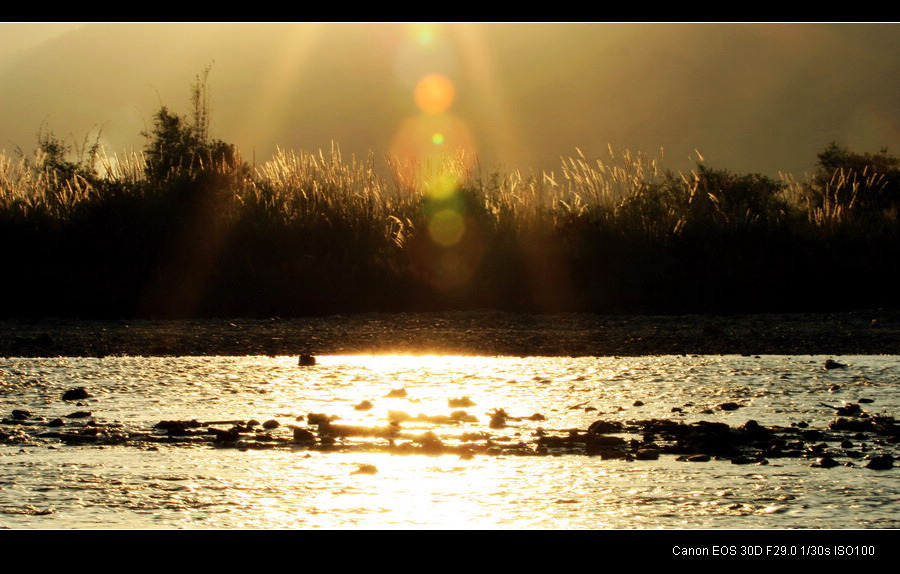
2 106 898 318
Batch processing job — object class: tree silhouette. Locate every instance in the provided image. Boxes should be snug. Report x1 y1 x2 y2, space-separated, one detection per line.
142 65 238 182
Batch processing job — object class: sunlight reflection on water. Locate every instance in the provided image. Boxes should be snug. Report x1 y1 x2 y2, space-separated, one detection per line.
1 354 898 529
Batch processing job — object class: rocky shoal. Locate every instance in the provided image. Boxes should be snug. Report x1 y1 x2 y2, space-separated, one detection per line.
2 385 896 471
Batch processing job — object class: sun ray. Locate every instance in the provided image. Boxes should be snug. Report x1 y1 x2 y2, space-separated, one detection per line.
236 23 324 162
450 23 525 171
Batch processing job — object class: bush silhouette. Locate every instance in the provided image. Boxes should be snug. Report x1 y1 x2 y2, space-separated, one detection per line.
142 66 240 183
805 142 900 220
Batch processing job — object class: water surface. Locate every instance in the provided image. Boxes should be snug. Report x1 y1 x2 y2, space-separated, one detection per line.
1 354 897 529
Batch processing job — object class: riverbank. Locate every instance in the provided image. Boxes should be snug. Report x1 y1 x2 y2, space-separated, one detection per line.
2 309 900 357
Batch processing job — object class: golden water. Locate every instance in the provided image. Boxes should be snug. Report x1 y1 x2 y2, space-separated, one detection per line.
1 354 897 529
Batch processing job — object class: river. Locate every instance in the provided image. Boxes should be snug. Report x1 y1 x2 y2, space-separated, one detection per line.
1 354 898 530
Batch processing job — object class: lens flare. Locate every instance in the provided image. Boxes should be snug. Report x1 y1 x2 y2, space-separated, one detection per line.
388 114 476 185
393 25 457 90
388 26 486 291
408 23 438 47
428 209 466 247
414 73 456 115
427 170 460 200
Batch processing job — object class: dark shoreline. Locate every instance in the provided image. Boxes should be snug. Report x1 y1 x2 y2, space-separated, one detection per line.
3 309 900 358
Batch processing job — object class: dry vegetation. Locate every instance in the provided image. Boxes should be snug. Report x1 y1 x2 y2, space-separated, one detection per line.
2 75 898 319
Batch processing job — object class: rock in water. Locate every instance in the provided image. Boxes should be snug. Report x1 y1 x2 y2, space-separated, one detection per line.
306 413 331 425
489 408 509 429
290 426 315 444
448 396 476 408
351 464 378 475
299 354 316 366
62 388 91 401
836 403 862 416
587 420 624 434
585 435 627 457
635 449 659 460
815 456 840 468
866 455 894 470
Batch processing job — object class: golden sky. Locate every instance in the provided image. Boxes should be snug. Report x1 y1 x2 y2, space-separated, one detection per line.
1 22 898 178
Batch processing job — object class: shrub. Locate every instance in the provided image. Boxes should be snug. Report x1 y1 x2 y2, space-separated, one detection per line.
142 66 241 183
803 142 899 221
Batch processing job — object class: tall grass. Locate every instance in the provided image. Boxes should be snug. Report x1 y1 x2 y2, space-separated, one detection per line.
1 138 898 318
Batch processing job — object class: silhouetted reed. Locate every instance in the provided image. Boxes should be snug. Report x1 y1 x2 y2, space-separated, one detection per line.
2 127 898 318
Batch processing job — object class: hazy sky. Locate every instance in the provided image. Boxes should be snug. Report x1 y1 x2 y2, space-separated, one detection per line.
1 22 898 178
